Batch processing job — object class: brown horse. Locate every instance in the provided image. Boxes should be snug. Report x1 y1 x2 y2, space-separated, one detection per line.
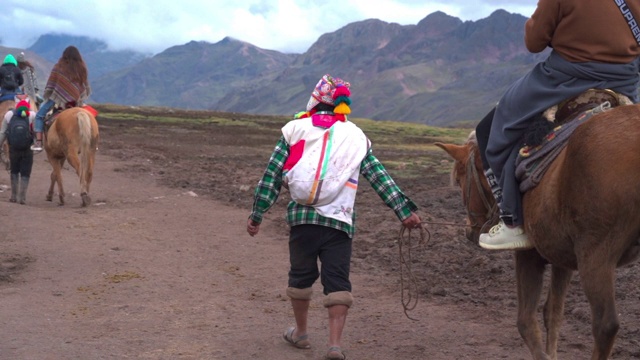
44 107 99 207
435 104 640 360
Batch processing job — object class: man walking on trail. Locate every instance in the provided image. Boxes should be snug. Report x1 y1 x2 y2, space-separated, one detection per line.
247 74 422 360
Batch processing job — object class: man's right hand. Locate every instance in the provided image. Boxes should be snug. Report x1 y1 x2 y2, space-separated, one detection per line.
401 212 422 230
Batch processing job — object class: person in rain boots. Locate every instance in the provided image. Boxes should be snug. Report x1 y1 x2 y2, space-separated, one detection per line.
0 99 35 204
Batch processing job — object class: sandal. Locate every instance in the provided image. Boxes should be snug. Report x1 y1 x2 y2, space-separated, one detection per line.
326 346 346 360
283 327 311 349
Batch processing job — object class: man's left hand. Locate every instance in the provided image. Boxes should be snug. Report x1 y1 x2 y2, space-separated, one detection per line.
247 219 260 236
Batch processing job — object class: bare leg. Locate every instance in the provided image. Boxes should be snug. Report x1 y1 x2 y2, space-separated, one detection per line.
291 298 310 338
328 304 348 348
323 291 352 359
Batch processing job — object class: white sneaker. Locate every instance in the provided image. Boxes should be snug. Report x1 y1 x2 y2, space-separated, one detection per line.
30 141 43 152
479 220 533 250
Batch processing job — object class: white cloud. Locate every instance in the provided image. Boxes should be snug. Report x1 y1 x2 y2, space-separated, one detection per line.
1 0 536 54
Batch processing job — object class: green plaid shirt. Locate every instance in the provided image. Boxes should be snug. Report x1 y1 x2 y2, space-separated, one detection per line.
249 136 418 238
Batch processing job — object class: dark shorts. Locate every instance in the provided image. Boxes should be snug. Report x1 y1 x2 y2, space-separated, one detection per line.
288 224 352 295
9 148 33 177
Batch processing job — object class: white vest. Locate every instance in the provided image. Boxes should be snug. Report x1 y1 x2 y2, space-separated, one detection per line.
282 115 369 225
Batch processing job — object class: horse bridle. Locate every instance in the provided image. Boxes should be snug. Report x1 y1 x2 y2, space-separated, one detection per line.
463 150 498 233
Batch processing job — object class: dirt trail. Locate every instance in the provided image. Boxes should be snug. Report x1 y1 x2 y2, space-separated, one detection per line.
0 114 637 359
0 152 530 360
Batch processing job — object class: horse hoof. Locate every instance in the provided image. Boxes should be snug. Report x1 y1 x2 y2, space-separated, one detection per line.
81 193 91 207
46 195 52 202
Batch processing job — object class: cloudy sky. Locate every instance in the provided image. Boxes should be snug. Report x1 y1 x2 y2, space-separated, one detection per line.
3 0 536 55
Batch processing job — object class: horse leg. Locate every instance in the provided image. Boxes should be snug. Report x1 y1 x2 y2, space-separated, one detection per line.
579 262 618 360
46 157 62 202
80 152 95 207
515 249 551 360
85 150 96 193
46 168 55 201
65 147 91 206
543 266 573 360
55 158 66 205
80 149 96 207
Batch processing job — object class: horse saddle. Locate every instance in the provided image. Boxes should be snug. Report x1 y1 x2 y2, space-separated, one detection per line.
44 104 99 131
543 88 632 124
43 107 73 145
517 89 631 193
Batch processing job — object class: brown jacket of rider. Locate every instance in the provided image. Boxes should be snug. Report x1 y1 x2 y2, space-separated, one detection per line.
525 0 640 63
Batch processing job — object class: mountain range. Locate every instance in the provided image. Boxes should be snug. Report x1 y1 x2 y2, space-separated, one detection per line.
2 9 546 126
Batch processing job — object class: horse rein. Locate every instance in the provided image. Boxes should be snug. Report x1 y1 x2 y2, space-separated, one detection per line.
464 150 498 233
415 150 497 230
395 150 496 319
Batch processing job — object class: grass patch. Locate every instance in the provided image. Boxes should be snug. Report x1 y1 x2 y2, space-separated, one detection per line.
93 103 471 180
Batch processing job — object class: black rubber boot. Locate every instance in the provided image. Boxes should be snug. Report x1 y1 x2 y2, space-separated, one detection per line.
18 176 29 205
10 173 18 203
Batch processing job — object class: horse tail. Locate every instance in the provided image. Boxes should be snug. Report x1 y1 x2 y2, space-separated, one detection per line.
77 111 94 191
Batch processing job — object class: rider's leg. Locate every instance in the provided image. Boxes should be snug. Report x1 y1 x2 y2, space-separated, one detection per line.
31 99 54 151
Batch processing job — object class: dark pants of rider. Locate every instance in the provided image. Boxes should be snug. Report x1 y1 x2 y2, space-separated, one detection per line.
476 107 522 226
288 224 352 295
475 107 495 171
9 148 33 176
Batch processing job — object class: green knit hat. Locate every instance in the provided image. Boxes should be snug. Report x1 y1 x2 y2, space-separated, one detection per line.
3 54 17 66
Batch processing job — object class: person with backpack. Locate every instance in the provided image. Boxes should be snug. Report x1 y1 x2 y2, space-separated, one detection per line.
247 74 423 360
31 46 91 152
0 99 34 204
0 54 24 101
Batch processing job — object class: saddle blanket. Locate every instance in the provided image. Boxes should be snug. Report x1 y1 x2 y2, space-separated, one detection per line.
515 102 611 193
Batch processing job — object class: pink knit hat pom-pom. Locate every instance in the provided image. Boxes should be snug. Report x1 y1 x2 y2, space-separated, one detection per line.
332 85 351 99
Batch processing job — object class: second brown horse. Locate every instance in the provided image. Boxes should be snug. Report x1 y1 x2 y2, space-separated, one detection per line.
44 107 99 207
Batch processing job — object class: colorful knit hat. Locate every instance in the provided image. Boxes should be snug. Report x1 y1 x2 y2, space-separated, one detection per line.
306 74 352 115
3 54 17 66
15 99 30 117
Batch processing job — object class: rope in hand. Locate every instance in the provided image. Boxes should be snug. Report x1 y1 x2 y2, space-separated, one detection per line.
398 224 430 321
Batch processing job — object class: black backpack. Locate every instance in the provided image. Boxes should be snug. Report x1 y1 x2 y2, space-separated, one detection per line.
1 69 18 91
7 114 32 150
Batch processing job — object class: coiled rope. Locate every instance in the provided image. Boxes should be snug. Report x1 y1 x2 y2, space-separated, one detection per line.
398 225 430 321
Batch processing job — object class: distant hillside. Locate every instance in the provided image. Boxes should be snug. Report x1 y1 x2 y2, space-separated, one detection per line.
28 34 149 79
90 38 297 108
90 10 544 126
26 10 547 127
217 10 546 125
